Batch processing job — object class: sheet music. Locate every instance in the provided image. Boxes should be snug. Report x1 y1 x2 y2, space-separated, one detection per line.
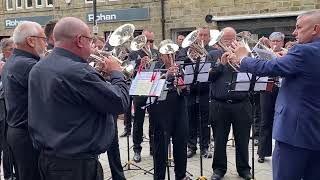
129 71 164 96
184 63 211 84
234 73 269 91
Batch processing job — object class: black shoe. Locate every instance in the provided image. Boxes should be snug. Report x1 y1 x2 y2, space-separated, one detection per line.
187 149 196 158
258 156 265 163
211 172 223 180
239 172 252 180
133 152 141 163
201 148 212 158
119 129 131 137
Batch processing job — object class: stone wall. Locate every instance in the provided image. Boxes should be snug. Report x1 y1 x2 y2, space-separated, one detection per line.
0 0 319 42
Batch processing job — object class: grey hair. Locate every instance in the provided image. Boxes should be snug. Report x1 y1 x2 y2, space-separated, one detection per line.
0 37 14 51
297 10 320 20
12 21 42 44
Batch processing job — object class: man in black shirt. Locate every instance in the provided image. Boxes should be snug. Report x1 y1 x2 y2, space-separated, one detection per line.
28 17 129 180
209 27 252 180
130 29 159 163
176 27 214 159
2 21 47 180
44 19 58 50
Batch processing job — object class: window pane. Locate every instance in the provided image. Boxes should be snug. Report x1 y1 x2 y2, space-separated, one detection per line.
17 0 22 7
27 0 32 7
47 0 53 5
7 0 13 9
37 0 42 5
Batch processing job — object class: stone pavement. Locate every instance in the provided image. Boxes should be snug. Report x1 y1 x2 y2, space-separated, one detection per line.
100 117 273 180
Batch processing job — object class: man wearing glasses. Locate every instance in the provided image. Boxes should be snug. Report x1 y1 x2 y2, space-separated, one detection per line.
1 21 47 180
28 17 129 180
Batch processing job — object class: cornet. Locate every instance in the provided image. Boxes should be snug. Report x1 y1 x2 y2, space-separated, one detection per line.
89 50 134 80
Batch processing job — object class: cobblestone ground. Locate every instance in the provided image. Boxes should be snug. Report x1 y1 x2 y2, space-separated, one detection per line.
100 117 273 180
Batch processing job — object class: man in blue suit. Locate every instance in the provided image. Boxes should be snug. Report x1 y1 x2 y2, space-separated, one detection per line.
227 10 320 180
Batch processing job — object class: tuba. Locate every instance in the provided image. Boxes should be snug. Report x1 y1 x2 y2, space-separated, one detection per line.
182 30 209 62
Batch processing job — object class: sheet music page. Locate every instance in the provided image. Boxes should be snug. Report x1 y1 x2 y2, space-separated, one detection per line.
184 63 211 84
235 73 251 91
129 72 154 96
149 79 166 97
254 76 268 91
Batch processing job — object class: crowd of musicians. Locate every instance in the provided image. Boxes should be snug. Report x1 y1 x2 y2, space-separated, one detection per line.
0 9 319 180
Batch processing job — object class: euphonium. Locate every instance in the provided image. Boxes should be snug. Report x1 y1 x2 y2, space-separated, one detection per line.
209 31 240 71
182 30 209 62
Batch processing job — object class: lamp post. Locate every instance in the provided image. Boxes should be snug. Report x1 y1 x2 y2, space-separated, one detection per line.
93 0 98 35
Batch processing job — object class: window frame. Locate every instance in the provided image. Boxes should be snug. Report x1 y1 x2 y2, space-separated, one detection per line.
6 0 14 10
16 0 23 9
35 0 44 8
25 0 33 9
46 0 53 7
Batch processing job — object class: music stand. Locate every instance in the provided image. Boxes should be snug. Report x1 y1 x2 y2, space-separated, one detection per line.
121 71 166 176
229 72 275 180
184 61 211 180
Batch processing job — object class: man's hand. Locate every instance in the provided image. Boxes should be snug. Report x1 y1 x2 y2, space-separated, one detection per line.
231 41 249 65
167 65 178 76
98 55 122 75
276 50 287 57
140 56 151 66
220 52 234 65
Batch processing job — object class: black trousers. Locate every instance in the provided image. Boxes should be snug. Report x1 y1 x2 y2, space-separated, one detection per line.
258 88 278 157
7 126 41 180
132 96 154 153
187 93 210 151
38 151 103 180
210 100 252 175
150 93 188 180
123 96 133 132
107 117 126 180
252 93 261 139
0 121 13 179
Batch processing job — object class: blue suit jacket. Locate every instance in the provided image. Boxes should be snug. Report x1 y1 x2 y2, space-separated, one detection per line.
240 38 320 150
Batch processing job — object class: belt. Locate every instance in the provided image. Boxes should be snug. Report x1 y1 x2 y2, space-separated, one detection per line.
42 150 98 160
212 98 247 104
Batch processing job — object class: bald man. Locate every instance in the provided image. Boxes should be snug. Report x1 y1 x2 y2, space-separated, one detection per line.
231 10 320 180
209 27 252 180
28 17 129 180
1 21 46 180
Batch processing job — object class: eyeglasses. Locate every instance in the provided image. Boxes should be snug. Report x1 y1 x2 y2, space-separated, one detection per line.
147 39 154 43
80 35 93 44
29 36 47 41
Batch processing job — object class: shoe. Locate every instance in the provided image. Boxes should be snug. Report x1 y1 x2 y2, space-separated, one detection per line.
187 149 196 158
239 172 252 180
211 172 223 180
258 156 265 163
133 152 141 163
119 129 131 137
181 175 192 180
254 139 259 146
201 148 212 158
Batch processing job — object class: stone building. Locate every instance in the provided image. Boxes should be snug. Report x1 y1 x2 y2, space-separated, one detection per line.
0 0 319 43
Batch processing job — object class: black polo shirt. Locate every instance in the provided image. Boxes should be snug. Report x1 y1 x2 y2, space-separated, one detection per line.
1 49 40 129
28 47 129 155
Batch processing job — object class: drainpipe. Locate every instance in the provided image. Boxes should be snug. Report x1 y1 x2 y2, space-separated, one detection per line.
160 0 165 40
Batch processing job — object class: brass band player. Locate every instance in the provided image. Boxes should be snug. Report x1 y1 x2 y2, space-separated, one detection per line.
150 40 191 180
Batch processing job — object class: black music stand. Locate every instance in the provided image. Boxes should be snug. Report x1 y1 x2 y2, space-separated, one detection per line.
229 72 275 180
121 71 167 177
184 61 211 180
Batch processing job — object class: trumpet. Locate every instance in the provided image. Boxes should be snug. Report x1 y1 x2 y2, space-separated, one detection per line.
209 31 240 71
182 30 209 62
